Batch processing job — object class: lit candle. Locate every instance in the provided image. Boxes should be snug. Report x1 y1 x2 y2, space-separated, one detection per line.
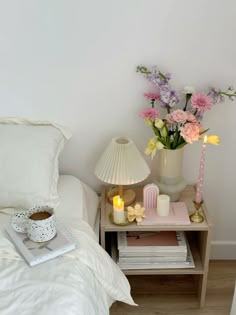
157 194 170 216
195 135 208 204
113 195 125 224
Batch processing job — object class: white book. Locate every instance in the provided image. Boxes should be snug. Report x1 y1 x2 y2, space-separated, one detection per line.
119 251 187 257
117 242 194 270
118 255 187 263
6 222 76 267
118 231 187 254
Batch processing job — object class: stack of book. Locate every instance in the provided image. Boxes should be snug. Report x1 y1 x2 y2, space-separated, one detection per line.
117 231 194 270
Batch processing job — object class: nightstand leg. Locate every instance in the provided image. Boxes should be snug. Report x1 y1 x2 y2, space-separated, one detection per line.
100 227 105 249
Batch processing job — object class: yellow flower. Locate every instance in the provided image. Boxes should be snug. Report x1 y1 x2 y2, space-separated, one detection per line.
145 137 157 158
199 134 220 145
206 135 220 145
145 138 164 159
144 118 152 126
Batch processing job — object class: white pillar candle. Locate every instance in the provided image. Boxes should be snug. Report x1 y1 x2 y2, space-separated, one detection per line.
157 194 170 216
113 195 125 224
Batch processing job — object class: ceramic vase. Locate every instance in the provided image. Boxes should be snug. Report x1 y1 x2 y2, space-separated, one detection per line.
155 148 186 202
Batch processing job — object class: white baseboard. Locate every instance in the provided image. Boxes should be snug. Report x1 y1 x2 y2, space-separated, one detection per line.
210 241 236 260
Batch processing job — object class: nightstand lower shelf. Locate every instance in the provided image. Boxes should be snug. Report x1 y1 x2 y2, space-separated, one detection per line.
111 234 203 275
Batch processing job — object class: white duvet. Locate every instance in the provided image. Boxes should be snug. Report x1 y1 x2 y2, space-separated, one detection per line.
0 215 136 315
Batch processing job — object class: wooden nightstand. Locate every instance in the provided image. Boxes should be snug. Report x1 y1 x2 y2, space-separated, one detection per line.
100 185 212 308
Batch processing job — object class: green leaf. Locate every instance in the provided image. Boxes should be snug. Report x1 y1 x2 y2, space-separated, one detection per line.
175 142 187 149
200 128 209 135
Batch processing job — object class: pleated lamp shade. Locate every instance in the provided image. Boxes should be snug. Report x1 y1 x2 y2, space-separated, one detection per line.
95 137 150 205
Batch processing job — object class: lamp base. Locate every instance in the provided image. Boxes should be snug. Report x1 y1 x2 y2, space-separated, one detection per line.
107 186 136 206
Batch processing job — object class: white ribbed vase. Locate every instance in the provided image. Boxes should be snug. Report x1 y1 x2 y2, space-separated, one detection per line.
155 148 186 202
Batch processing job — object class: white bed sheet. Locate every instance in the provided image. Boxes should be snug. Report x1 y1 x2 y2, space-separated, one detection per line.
0 176 136 315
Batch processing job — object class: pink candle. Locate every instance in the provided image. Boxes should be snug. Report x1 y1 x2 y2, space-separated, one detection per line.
195 136 208 203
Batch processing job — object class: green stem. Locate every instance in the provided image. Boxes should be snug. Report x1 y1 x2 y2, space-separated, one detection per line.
136 66 151 75
219 91 236 97
158 71 168 82
152 124 161 138
172 128 179 149
183 94 191 111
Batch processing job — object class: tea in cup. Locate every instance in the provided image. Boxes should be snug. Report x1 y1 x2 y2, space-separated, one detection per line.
11 206 56 242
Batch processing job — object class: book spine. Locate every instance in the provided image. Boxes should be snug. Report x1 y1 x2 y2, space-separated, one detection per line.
118 237 195 270
117 261 194 270
118 246 187 253
118 256 187 263
119 251 187 257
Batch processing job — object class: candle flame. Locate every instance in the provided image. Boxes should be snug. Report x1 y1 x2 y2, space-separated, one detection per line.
113 195 120 204
113 195 124 209
203 135 208 144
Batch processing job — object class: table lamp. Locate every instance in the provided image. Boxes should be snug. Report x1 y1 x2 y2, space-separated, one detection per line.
94 136 150 206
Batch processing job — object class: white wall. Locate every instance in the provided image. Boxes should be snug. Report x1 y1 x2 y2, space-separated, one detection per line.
0 0 235 258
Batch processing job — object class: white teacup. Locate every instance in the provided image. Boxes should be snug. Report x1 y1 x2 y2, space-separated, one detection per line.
11 206 56 242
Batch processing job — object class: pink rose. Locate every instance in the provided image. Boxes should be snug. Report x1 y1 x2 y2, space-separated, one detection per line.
166 113 175 124
186 112 198 123
166 109 187 124
180 123 201 144
170 110 188 123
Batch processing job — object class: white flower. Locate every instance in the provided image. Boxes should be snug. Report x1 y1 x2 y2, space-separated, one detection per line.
182 86 196 95
127 204 145 223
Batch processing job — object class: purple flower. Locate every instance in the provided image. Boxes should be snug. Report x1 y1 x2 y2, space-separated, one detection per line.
208 86 236 103
146 66 171 87
159 85 179 108
208 88 225 104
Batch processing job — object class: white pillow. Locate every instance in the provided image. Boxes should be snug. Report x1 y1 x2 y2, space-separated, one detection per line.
56 175 99 229
0 117 72 209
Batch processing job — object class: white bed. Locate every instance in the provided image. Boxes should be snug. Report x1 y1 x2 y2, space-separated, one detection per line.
0 175 135 315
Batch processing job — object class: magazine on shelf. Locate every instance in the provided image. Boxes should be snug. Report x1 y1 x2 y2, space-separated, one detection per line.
117 241 194 270
119 250 187 258
117 231 187 254
118 255 187 263
6 221 76 267
138 202 191 226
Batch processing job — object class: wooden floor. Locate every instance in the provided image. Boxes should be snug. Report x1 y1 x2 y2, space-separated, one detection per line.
110 261 236 315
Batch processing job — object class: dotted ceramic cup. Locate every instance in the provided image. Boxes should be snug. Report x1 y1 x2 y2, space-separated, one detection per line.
11 206 56 242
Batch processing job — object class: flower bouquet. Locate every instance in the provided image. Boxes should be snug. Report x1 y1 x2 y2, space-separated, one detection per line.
137 65 235 158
